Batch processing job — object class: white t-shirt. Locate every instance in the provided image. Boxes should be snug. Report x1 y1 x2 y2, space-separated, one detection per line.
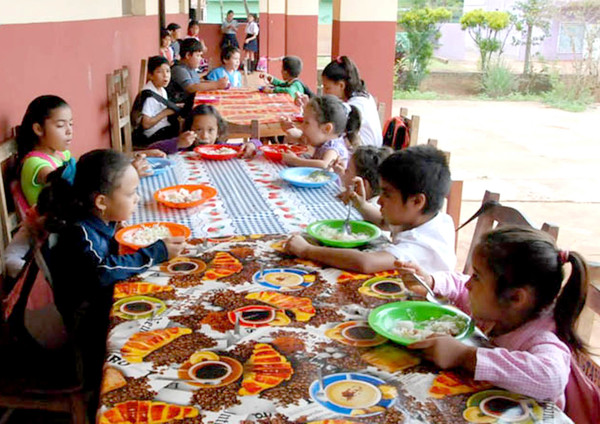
347 93 383 147
141 81 170 137
384 212 456 273
246 21 259 35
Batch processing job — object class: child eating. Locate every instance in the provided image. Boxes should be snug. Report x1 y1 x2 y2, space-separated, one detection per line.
260 56 312 98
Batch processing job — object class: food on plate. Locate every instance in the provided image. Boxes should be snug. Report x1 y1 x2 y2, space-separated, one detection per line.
360 344 421 372
246 291 316 321
99 401 198 424
299 173 331 183
121 327 192 363
203 252 243 280
123 224 171 246
315 225 371 242
210 147 238 155
391 314 468 341
159 188 204 204
113 282 173 299
100 367 127 394
239 343 293 395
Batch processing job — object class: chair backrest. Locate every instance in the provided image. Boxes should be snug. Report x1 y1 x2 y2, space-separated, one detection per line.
377 102 386 128
399 107 420 147
138 58 148 93
576 261 600 350
226 120 260 141
107 66 133 153
0 135 20 277
461 190 559 273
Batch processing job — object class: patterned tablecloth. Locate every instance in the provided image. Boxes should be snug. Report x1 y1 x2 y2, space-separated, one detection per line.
130 151 361 238
194 88 300 125
98 235 571 424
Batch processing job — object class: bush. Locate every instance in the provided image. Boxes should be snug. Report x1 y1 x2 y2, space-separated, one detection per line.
544 73 594 112
481 61 516 98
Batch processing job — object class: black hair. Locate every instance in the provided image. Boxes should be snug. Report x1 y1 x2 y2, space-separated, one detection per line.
249 13 258 21
352 146 393 196
378 145 451 214
148 55 169 74
477 226 588 352
38 149 132 231
160 29 171 41
179 38 203 59
183 104 228 142
166 23 181 31
188 19 200 32
282 56 303 78
220 45 240 63
16 95 70 162
322 56 368 100
307 95 362 148
227 10 234 15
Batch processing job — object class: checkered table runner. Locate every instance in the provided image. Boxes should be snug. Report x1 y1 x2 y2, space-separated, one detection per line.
130 152 361 237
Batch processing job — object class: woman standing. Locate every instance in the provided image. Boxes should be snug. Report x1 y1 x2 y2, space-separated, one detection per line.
242 14 259 73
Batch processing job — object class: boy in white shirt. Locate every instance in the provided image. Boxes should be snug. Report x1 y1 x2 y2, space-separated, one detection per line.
135 56 180 146
285 145 456 274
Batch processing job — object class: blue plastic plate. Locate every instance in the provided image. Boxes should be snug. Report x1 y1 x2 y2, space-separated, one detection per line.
279 167 337 188
145 157 173 177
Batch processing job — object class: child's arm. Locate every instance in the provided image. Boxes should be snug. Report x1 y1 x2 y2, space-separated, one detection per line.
272 80 304 99
282 149 337 168
348 177 385 226
141 108 175 129
285 234 397 273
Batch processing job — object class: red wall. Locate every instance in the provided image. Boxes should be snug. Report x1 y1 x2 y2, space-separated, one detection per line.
266 13 285 79
332 20 396 119
196 24 253 73
0 13 188 155
285 15 318 92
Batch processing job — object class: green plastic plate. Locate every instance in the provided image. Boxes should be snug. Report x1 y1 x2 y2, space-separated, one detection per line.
306 219 381 248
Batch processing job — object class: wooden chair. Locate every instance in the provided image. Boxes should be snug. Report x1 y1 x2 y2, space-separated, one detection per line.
226 120 260 142
138 58 148 93
107 66 133 153
577 262 600 355
399 107 420 147
377 102 386 128
461 191 559 274
0 136 20 278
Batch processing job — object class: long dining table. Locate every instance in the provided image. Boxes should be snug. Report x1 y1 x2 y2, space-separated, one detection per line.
97 152 572 423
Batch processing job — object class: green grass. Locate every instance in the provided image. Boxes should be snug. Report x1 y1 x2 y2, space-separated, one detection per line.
476 93 543 102
393 90 457 100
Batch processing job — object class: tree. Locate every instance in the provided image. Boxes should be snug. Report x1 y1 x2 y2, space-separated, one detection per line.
398 7 452 90
460 9 512 71
512 0 552 75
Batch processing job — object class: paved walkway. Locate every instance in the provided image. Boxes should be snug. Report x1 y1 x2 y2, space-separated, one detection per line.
392 99 600 266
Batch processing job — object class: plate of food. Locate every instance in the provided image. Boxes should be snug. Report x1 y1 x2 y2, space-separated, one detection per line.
306 219 381 248
368 301 473 346
115 222 191 251
144 157 173 177
154 184 217 209
260 144 308 162
194 144 241 160
279 167 337 188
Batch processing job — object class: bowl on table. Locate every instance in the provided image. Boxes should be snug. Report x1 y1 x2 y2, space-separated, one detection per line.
279 167 337 188
260 144 308 162
368 301 473 346
154 184 217 209
144 157 173 177
194 145 241 161
115 222 191 252
306 219 381 248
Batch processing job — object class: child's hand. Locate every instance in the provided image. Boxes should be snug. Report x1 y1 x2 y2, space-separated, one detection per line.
240 141 257 158
279 116 295 131
163 236 186 259
295 93 309 108
178 131 196 149
332 157 346 176
139 149 166 158
349 177 369 210
216 76 229 89
394 260 433 288
262 86 274 93
282 152 299 165
131 153 152 177
408 336 477 371
284 234 310 257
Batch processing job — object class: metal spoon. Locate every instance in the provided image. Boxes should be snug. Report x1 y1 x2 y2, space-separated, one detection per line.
342 182 355 236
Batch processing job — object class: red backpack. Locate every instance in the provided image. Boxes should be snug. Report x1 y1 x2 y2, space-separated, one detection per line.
382 116 410 150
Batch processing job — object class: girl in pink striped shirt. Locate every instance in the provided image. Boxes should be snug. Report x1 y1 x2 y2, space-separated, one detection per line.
397 226 598 421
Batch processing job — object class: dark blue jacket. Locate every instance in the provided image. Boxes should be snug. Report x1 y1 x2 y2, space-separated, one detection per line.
49 215 168 325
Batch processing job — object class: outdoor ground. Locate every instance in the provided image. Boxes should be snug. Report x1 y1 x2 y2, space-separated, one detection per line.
390 99 600 268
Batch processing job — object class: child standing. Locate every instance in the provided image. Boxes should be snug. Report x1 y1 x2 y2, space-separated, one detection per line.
282 95 359 169
242 14 259 73
206 46 242 88
221 10 239 50
285 145 456 274
166 23 181 60
17 95 74 206
39 149 185 392
260 56 311 99
397 226 598 421
159 29 174 65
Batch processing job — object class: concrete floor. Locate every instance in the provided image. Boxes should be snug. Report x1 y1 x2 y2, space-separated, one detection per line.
391 99 600 268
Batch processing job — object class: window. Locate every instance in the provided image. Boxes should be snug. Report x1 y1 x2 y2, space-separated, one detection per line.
558 22 585 54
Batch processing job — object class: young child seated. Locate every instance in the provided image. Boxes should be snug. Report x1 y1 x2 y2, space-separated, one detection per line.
281 95 360 169
397 226 598 422
285 145 456 273
206 46 242 88
132 56 181 147
38 149 185 390
148 104 260 158
260 56 312 98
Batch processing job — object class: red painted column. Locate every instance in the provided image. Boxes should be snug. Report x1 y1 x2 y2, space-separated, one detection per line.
265 0 286 78
285 0 319 92
331 0 397 119
258 0 268 64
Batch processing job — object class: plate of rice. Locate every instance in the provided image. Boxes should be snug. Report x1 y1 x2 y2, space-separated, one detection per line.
306 219 381 248
115 222 191 251
368 301 473 346
154 184 217 209
194 145 240 160
279 167 337 188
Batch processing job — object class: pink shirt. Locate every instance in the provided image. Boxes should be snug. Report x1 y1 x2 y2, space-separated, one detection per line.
431 271 571 408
